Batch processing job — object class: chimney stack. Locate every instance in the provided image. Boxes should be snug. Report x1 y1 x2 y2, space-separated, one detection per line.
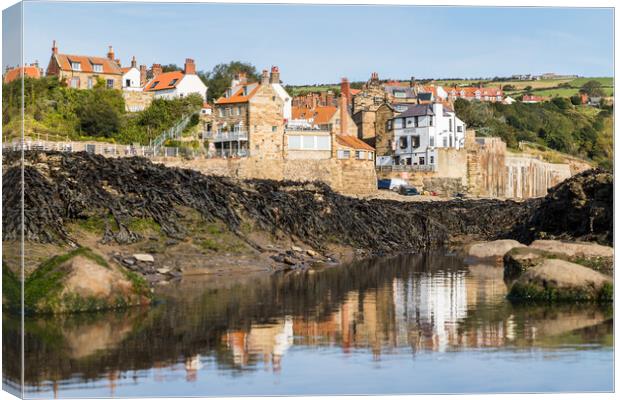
184 58 196 75
107 45 115 61
340 77 351 108
269 66 280 84
261 69 269 85
52 40 58 55
339 94 349 136
131 56 137 68
152 63 162 78
139 64 147 86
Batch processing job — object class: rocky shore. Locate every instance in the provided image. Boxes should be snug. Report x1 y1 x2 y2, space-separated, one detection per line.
2 151 613 313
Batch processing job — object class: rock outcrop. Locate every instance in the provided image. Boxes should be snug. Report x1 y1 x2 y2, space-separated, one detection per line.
507 259 612 303
466 239 526 261
3 247 151 314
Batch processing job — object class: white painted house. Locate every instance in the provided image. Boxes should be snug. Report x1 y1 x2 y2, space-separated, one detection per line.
383 102 466 167
121 56 142 91
143 58 208 100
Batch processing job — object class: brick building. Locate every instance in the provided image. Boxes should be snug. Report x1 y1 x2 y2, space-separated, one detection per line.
46 41 123 89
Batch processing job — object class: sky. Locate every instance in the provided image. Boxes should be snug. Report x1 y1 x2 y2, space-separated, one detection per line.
3 2 615 84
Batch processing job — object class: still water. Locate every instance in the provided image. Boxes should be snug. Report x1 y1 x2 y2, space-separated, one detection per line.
3 252 613 397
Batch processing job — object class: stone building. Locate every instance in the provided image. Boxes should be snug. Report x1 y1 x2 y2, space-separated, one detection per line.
211 67 288 159
46 41 123 89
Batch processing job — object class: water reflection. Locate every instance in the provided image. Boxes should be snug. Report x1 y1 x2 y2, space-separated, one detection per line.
3 252 612 397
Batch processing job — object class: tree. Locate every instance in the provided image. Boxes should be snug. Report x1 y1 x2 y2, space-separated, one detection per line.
77 98 121 137
580 80 604 97
570 95 582 106
202 61 260 102
524 85 533 93
502 84 516 91
161 64 180 73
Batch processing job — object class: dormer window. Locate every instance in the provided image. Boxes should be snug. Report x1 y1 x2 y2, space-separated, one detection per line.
226 89 232 98
93 64 103 73
150 81 159 89
243 87 248 96
71 62 81 71
169 78 178 86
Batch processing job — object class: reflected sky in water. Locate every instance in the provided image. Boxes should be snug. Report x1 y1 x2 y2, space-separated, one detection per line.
3 252 613 397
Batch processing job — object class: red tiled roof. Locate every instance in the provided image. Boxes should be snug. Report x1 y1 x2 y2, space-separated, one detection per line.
448 86 503 97
144 71 185 92
350 88 361 96
202 102 212 109
215 84 260 104
292 105 337 125
336 135 374 151
54 54 122 75
4 65 41 83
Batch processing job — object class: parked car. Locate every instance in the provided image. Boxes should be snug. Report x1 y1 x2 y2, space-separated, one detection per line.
377 178 408 191
398 185 420 196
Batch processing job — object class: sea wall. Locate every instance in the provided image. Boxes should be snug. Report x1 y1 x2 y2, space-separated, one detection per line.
154 157 377 195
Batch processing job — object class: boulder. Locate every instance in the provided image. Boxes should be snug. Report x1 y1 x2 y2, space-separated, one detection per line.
467 240 526 260
529 240 613 274
503 247 554 281
508 259 612 302
133 253 155 263
15 247 152 314
291 245 303 252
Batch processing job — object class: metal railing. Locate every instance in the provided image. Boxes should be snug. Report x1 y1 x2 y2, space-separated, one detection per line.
150 112 198 154
376 164 437 172
204 130 249 142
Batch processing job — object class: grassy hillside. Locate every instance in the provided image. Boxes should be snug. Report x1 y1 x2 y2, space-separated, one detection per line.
454 98 613 169
2 77 202 145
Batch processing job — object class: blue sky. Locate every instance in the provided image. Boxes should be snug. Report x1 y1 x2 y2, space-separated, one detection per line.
6 2 615 84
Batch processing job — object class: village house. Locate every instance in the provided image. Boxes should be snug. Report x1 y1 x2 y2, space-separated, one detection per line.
3 63 42 84
121 56 143 91
46 41 123 89
210 67 289 158
379 102 466 167
521 94 548 103
143 58 208 100
447 86 503 102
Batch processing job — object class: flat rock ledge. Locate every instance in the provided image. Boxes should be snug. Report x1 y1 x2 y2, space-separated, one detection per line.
507 259 612 303
466 240 526 262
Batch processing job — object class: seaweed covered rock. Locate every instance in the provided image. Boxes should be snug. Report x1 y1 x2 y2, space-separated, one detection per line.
507 259 612 303
511 168 613 245
3 247 151 314
503 247 554 281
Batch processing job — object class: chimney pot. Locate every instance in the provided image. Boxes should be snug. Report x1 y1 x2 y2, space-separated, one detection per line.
152 63 162 78
269 65 280 84
107 46 115 60
261 69 269 85
52 40 58 55
131 56 137 68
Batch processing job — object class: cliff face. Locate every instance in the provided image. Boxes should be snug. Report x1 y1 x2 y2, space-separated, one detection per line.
2 151 612 257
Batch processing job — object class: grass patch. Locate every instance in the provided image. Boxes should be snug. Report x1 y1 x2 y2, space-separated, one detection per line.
127 217 162 235
508 282 612 303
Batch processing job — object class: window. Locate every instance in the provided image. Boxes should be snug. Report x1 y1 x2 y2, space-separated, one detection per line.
355 150 364 159
412 136 420 149
150 81 159 89
226 107 231 116
394 119 403 129
457 126 463 132
125 79 131 87
337 150 350 159
429 116 433 126
395 105 407 112
288 135 331 151
87 77 93 89
394 90 406 98
272 126 277 132
449 119 452 132
429 136 435 147
449 135 453 147
235 107 240 116
169 78 178 86
419 156 425 165
373 97 382 105
368 152 374 160
399 136 408 149
443 137 448 147
106 79 114 89
272 96 276 101
430 156 434 164
71 62 81 71
218 109 224 117
414 116 419 127
70 77 79 88
93 64 103 73
387 120 392 130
